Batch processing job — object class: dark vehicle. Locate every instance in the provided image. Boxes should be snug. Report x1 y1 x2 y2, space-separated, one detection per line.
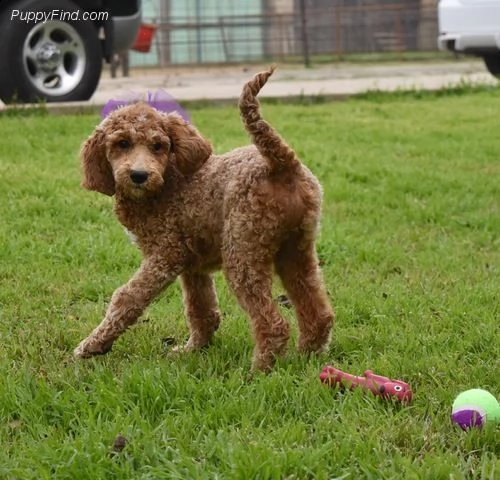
0 0 141 103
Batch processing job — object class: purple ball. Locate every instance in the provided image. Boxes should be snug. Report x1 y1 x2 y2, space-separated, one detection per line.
451 389 500 431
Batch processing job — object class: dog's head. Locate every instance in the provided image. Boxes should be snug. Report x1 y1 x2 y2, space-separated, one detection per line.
80 103 212 199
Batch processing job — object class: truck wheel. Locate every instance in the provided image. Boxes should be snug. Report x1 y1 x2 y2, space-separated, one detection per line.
0 0 102 103
483 54 500 79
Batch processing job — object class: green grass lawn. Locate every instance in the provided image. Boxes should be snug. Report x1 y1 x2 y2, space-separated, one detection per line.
0 89 499 479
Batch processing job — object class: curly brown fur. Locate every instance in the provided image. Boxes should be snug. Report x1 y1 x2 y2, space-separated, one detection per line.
75 67 334 371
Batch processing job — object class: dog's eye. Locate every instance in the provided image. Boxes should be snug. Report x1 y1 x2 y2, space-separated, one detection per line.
117 139 130 149
152 142 163 152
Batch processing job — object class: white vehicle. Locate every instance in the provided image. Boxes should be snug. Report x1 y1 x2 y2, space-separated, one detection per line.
438 0 500 78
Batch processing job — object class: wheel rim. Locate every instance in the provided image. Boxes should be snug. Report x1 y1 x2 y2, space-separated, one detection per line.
22 20 86 97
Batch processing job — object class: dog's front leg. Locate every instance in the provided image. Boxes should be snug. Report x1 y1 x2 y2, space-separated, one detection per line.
74 258 181 358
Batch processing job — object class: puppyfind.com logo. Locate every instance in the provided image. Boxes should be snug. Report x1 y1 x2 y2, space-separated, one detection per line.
10 8 109 24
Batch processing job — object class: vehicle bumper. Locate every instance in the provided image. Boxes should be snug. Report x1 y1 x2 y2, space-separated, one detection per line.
113 11 142 53
438 33 500 53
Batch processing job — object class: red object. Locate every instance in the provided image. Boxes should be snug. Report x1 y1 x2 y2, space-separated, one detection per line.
320 366 413 404
132 24 158 53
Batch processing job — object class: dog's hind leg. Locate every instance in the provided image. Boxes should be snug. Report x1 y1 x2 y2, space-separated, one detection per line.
275 234 334 355
179 272 221 350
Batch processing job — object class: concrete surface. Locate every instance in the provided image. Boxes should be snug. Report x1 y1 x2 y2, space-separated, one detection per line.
0 60 496 113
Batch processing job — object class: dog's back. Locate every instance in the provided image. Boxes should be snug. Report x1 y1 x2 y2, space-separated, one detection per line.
181 66 323 245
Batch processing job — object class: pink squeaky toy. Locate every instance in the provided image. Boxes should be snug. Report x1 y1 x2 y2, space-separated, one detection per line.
320 365 413 404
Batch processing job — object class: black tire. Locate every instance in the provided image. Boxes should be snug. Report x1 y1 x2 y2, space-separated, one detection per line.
483 53 500 79
0 0 103 103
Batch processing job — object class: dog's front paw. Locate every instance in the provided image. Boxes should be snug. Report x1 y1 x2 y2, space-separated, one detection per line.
74 338 113 358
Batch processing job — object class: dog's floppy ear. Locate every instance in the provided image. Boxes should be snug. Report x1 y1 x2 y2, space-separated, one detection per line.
80 125 115 196
165 113 212 176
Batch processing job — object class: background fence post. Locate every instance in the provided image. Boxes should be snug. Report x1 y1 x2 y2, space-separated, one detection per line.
298 0 311 67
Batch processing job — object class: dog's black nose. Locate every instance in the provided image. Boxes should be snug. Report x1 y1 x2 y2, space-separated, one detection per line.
130 170 149 184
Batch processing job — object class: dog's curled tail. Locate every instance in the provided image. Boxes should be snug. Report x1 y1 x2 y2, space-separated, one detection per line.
239 66 300 173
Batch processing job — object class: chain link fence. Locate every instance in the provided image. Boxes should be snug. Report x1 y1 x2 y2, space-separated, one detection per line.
129 0 440 68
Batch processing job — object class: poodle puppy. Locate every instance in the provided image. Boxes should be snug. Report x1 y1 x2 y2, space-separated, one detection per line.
75 67 334 371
